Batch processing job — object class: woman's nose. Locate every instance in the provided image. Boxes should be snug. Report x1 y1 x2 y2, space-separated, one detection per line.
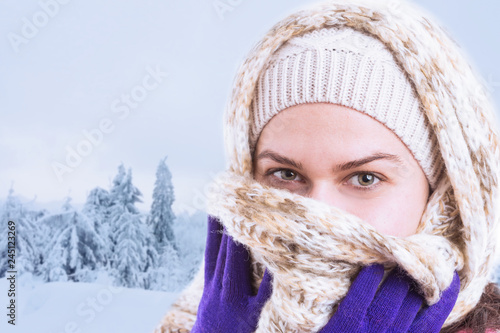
306 181 340 207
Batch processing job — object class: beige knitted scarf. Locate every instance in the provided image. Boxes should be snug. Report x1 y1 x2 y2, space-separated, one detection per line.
155 0 500 332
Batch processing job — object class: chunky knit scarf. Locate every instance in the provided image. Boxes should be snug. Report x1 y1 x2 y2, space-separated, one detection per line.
155 0 500 331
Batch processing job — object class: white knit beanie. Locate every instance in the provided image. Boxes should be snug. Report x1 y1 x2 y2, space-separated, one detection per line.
250 26 444 191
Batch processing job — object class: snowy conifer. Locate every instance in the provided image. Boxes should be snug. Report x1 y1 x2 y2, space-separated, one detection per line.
108 164 142 214
105 164 158 287
83 187 110 230
43 212 106 282
16 215 40 275
107 165 142 257
82 187 111 268
0 187 34 277
148 157 176 252
112 211 156 288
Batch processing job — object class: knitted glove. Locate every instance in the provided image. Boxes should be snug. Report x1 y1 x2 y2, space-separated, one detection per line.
191 215 273 333
319 264 460 333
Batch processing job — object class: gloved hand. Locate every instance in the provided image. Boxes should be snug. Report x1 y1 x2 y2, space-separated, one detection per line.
191 215 273 333
319 264 460 333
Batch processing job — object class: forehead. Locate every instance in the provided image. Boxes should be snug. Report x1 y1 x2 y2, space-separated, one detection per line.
253 103 419 169
259 103 404 147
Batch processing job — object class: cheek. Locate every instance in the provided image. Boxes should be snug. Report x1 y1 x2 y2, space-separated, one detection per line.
352 191 425 237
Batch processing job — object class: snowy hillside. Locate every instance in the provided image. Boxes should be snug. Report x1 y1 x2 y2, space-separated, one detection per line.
0 275 179 333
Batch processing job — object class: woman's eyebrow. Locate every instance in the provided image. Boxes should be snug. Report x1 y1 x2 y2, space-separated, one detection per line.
333 152 405 172
256 150 304 170
255 150 404 171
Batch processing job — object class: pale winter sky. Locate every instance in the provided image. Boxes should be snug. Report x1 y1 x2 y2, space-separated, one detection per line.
1 0 499 214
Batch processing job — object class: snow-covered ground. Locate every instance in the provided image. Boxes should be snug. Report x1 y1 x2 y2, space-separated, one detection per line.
0 274 179 333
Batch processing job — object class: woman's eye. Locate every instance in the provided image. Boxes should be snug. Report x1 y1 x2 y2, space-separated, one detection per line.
273 169 300 181
266 169 382 190
349 173 381 188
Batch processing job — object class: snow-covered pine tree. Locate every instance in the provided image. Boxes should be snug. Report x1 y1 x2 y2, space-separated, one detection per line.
106 165 157 287
0 187 24 277
82 187 111 268
107 165 144 268
108 164 141 215
83 187 110 230
112 211 157 288
148 156 176 252
43 212 106 282
15 214 40 275
0 186 43 278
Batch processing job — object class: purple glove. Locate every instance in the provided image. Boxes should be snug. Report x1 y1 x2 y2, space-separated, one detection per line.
191 215 273 333
320 264 460 333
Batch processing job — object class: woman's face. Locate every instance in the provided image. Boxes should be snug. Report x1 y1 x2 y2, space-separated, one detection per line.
252 103 430 237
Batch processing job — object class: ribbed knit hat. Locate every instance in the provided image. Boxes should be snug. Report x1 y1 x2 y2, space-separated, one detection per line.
250 26 444 191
